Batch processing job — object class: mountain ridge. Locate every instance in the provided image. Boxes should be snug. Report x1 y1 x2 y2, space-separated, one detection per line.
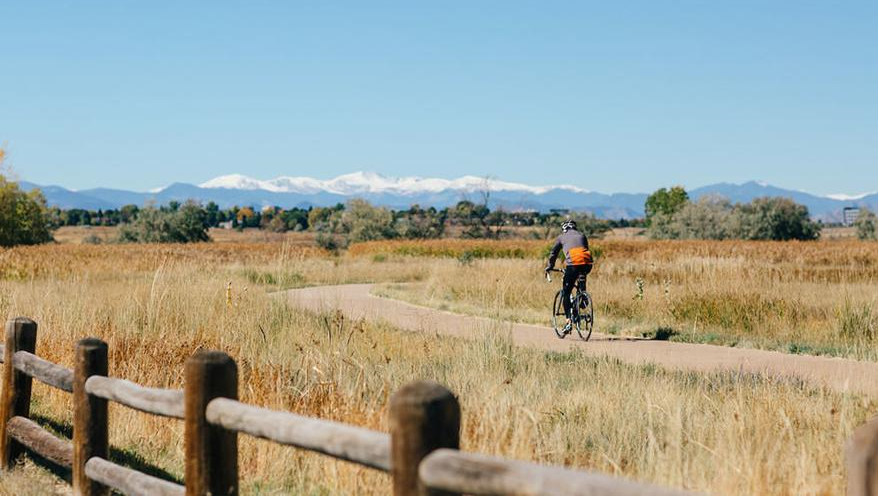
18 173 878 221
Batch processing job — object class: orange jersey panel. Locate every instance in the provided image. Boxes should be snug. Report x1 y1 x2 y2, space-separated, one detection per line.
568 247 593 265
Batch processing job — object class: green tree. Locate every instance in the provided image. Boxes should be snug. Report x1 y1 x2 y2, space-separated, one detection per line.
732 197 820 241
280 208 309 231
450 200 492 238
856 208 877 241
645 186 689 224
0 148 54 246
118 201 210 243
570 213 612 238
119 204 140 223
395 205 445 239
336 199 396 243
308 204 344 232
667 196 735 240
204 201 220 227
266 215 288 233
0 176 54 246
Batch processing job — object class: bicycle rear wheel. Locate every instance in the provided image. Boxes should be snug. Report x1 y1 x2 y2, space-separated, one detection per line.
551 290 567 339
574 291 594 341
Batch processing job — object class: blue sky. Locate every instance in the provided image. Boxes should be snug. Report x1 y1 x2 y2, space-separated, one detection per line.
1 1 875 194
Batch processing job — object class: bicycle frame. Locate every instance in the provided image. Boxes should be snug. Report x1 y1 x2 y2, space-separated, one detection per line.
546 267 593 341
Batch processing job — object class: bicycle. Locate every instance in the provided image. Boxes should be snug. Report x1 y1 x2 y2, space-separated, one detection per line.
546 268 594 341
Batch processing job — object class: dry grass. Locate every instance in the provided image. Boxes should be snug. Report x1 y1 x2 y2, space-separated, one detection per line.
0 241 876 493
0 459 69 495
51 226 318 246
349 238 551 259
207 228 317 245
368 239 878 359
0 242 326 281
50 226 119 245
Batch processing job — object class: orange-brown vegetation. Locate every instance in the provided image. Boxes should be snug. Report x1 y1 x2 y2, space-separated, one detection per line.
0 240 875 493
370 239 878 359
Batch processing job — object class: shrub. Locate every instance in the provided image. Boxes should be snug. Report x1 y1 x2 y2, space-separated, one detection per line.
646 212 679 239
266 215 288 233
670 196 735 240
338 199 396 243
647 194 820 241
118 201 210 243
315 232 342 253
314 199 397 247
856 208 877 241
0 175 53 247
308 204 344 232
394 205 445 239
649 196 735 240
732 197 820 241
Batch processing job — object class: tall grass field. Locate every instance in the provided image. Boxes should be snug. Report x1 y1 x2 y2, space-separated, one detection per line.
0 238 876 494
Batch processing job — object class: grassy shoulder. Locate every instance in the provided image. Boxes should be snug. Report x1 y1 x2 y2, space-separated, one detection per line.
349 239 878 362
374 280 872 360
7 302 874 494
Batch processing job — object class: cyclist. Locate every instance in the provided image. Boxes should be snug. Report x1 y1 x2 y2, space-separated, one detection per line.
545 219 594 334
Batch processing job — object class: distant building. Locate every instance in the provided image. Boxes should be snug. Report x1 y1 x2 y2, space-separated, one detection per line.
843 207 861 227
218 220 234 230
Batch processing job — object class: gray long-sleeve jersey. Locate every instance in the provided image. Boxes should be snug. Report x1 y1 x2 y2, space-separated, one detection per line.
547 229 592 267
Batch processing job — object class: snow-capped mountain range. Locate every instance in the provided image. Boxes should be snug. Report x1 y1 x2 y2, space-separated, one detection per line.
18 171 878 221
199 172 589 196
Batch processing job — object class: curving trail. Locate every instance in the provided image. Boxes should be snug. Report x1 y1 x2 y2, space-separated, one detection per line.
279 284 878 398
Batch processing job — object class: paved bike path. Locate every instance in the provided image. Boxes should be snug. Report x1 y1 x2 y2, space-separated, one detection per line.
280 284 878 398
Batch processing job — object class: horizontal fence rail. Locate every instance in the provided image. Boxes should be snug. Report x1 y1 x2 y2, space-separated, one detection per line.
420 448 687 496
13 351 73 393
206 397 392 471
6 416 73 469
84 457 185 496
2 316 876 495
85 376 184 419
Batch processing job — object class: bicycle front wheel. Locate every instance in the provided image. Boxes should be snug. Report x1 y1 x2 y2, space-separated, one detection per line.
552 290 567 339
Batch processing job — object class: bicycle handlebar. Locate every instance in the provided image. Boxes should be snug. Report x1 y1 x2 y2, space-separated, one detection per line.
545 267 563 283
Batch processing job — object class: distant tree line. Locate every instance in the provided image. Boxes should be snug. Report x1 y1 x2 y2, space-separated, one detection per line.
297 199 634 250
48 202 311 231
58 194 877 245
644 186 822 241
42 198 635 246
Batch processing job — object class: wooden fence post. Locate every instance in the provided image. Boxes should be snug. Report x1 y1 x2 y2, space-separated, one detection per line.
390 380 460 496
73 338 109 496
848 417 878 496
185 350 238 496
0 317 38 469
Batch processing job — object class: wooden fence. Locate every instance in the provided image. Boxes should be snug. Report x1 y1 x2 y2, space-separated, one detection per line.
0 316 876 495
